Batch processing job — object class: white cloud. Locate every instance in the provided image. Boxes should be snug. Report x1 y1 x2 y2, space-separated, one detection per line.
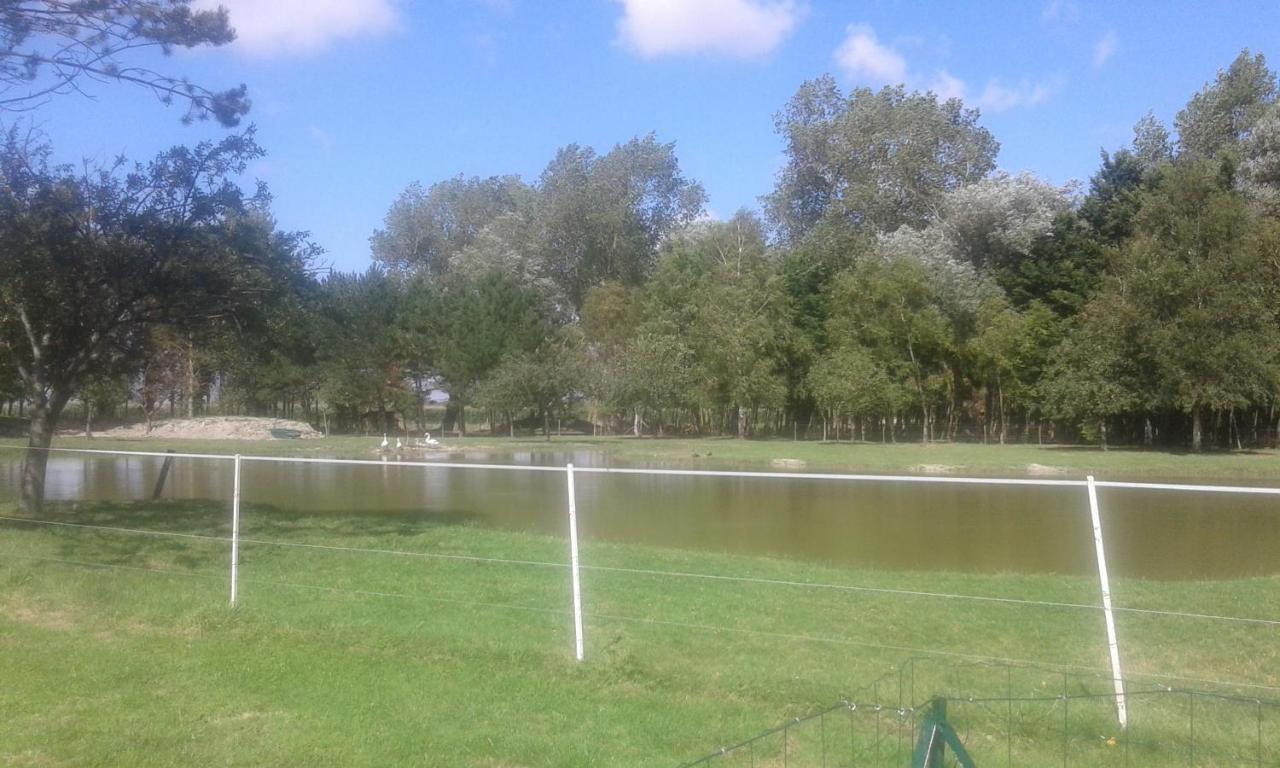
193 0 398 57
975 79 1054 113
615 0 802 59
831 21 1057 113
833 24 907 85
1093 30 1117 69
929 70 967 101
309 125 334 151
921 73 1055 113
1040 0 1080 25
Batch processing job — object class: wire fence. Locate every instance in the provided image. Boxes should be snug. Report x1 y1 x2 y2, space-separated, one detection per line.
677 657 1280 767
2 445 1279 741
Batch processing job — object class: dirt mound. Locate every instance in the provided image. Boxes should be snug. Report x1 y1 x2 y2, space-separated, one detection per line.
97 417 322 441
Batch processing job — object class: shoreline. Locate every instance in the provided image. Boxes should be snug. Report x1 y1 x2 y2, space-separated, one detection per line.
2 433 1279 482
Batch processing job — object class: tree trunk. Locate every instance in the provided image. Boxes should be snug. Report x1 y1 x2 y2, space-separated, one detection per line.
633 408 641 438
20 391 67 514
1191 404 1203 452
997 374 1006 445
1098 419 1108 451
737 405 747 439
185 334 196 419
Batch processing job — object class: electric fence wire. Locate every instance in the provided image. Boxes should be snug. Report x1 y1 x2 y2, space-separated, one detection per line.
5 549 1278 698
3 513 1279 628
10 443 1280 495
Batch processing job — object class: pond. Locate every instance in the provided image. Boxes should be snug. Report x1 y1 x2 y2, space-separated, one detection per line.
2 449 1278 579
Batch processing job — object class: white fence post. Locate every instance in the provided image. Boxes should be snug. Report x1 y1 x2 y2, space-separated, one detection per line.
1087 475 1127 728
230 454 242 606
566 462 585 661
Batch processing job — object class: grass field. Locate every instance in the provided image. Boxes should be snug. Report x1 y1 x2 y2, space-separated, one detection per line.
5 433 1280 481
2 498 1278 766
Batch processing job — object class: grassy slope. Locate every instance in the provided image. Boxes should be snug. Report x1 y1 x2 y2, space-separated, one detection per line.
3 433 1280 481
2 500 1278 766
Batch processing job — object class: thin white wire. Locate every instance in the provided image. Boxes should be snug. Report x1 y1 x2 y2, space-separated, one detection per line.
4 513 1280 627
1 552 225 581
238 575 569 617
239 454 566 473
9 444 1280 494
585 611 1280 693
579 562 1280 627
572 465 1086 487
8 552 1278 694
238 536 568 570
0 553 564 616
19 446 236 461
0 514 229 543
1094 480 1280 496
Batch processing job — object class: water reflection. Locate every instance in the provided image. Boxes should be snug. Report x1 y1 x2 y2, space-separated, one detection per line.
1 452 1277 579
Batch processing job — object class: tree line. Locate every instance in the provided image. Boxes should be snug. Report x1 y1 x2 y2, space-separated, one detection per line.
5 49 1280 519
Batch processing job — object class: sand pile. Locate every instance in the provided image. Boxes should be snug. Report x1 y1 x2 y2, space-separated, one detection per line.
97 417 322 440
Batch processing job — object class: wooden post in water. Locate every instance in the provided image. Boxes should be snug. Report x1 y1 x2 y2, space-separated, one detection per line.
151 449 176 500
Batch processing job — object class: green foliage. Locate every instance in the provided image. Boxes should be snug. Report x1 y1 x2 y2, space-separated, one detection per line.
370 175 530 276
475 339 583 436
997 213 1106 316
312 269 411 428
0 1 248 125
767 76 999 241
400 270 551 431
580 281 643 349
1238 103 1280 214
535 134 707 310
1175 50 1277 159
1079 149 1149 245
0 130 307 413
806 345 893 424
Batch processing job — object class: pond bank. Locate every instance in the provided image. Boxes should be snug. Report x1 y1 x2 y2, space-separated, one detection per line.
4 434 1280 481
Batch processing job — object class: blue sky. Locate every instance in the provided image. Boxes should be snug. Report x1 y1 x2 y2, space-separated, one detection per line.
25 0 1280 272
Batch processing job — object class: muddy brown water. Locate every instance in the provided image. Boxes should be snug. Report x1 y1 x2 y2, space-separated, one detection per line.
2 450 1278 579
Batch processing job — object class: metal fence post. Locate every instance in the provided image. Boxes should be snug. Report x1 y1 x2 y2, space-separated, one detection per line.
1087 475 1127 728
566 462 585 661
230 454 242 606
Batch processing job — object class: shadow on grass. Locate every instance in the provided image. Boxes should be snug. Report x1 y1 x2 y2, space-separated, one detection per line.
1 498 484 570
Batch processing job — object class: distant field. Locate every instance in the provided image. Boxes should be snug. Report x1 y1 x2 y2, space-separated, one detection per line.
4 433 1280 481
2 499 1278 765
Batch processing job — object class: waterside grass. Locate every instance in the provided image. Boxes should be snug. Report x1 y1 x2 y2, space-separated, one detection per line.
2 499 1278 766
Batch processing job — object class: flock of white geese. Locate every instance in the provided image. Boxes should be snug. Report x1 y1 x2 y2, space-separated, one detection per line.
379 432 440 452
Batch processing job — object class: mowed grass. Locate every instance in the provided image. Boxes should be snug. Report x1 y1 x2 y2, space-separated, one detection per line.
6 433 1280 481
2 499 1278 766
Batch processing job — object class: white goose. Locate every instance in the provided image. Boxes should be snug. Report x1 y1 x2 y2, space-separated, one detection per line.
379 434 389 451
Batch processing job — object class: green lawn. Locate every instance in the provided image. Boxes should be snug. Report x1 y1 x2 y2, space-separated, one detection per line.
5 433 1280 481
2 499 1278 766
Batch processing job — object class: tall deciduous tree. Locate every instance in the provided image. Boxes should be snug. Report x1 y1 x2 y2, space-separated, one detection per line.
1067 161 1280 450
767 76 999 242
1175 50 1277 160
0 131 309 511
1128 161 1279 450
370 175 530 276
1238 103 1280 214
535 134 706 311
0 0 248 125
